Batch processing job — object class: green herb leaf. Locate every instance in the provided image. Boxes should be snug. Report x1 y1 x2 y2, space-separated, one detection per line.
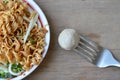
4 73 13 78
0 70 5 78
30 39 37 44
0 70 14 78
11 63 23 73
3 1 9 5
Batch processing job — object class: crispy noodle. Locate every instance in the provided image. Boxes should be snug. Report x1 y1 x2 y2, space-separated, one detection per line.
0 0 47 72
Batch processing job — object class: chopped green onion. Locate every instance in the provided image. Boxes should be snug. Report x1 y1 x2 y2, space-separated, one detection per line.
11 63 23 73
30 39 37 44
0 70 13 78
0 70 5 78
3 1 9 5
0 63 8 73
9 64 23 76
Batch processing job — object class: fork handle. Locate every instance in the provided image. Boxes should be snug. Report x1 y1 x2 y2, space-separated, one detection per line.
96 49 120 68
97 60 120 68
107 59 120 67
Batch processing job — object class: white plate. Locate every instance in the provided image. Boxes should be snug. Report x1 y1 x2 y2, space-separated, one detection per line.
11 0 50 80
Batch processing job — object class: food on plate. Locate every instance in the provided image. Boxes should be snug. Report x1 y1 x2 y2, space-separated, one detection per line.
0 0 47 79
58 29 80 50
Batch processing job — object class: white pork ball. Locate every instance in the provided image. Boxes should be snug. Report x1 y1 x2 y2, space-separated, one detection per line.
58 29 80 50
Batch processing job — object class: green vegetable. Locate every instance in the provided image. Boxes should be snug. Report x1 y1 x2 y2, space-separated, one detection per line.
3 1 9 5
0 70 5 78
4 73 13 78
11 63 23 73
7 62 9 68
30 39 37 44
0 70 13 78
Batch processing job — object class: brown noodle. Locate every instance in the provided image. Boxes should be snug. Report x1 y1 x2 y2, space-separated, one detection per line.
0 0 47 70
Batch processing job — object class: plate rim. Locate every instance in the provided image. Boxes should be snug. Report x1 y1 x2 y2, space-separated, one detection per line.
11 0 50 80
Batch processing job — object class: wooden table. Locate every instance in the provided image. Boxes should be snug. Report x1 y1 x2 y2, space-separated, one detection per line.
25 0 120 80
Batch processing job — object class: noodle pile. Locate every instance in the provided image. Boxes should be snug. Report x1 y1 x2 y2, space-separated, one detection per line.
0 0 47 70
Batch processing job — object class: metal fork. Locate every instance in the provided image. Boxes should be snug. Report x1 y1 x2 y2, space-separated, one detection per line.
73 35 120 68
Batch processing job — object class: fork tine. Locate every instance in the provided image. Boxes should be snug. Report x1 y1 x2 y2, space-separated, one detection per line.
79 41 97 57
80 35 99 52
78 45 96 60
73 48 93 62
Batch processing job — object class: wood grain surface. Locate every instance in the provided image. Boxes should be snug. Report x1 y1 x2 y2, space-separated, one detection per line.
25 0 120 80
